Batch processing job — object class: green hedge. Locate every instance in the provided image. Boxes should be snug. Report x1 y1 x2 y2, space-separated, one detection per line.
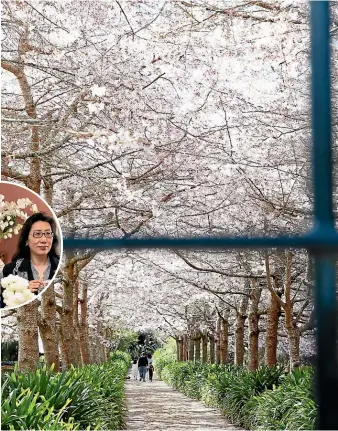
1 351 130 430
152 339 176 378
154 357 316 430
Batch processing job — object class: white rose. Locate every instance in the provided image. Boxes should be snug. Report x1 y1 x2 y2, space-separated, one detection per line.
1 275 29 291
14 292 27 304
3 283 16 292
4 294 25 307
4 294 22 307
13 276 29 291
2 290 12 300
3 288 33 305
23 290 35 302
4 298 17 308
1 274 16 288
13 282 28 292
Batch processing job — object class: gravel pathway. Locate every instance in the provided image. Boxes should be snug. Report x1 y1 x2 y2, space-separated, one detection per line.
125 373 244 430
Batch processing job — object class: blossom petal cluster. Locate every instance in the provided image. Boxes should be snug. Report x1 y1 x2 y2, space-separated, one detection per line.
91 85 106 97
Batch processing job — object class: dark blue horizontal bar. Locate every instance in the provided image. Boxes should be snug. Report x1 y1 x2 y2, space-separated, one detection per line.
63 226 338 251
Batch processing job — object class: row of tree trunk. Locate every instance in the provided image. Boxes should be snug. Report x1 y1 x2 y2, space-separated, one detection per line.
17 262 110 372
175 268 305 370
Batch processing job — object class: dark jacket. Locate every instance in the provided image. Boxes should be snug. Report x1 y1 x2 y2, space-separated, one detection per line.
1 255 59 308
138 356 148 367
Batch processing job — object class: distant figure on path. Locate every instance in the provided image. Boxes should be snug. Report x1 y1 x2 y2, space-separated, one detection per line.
147 353 154 382
132 359 138 380
148 363 154 382
138 353 148 382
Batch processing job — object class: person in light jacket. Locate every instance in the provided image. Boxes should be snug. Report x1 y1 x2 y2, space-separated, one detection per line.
132 358 139 380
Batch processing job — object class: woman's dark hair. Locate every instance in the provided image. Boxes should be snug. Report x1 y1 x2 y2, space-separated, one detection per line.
133 359 137 364
147 353 152 359
12 212 59 260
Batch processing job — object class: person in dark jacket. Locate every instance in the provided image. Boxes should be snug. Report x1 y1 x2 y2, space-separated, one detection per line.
138 353 148 381
148 363 154 382
1 212 60 308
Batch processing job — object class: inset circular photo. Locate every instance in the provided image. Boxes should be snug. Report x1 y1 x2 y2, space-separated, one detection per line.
0 182 63 309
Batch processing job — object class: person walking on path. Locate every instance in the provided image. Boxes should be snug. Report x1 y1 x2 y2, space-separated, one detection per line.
148 364 154 382
138 353 148 382
147 353 154 382
131 359 138 380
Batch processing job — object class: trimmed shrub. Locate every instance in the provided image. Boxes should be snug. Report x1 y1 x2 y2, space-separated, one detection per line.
1 351 130 430
157 354 316 430
249 367 316 430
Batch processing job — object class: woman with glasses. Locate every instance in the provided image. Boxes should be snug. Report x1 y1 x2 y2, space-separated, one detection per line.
1 212 60 306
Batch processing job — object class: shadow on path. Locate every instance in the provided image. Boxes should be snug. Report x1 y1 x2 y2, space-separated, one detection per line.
125 373 244 430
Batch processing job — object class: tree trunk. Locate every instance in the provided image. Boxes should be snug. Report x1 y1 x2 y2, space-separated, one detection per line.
248 281 262 371
235 285 249 366
264 253 284 368
209 335 215 364
183 334 188 361
17 301 40 372
88 330 97 364
286 323 300 369
216 318 221 364
71 277 81 366
179 337 184 361
235 312 246 366
38 284 59 371
265 292 281 367
79 282 90 364
188 337 194 361
100 343 106 362
57 321 68 371
202 333 208 363
220 310 229 365
59 262 81 368
194 336 201 361
284 252 300 370
104 332 110 362
176 339 181 361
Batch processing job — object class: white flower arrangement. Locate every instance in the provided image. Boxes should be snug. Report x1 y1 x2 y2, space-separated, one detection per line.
1 274 35 308
0 195 38 240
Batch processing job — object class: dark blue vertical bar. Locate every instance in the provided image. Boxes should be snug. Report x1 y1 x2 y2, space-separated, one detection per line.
311 1 333 227
310 2 338 429
313 257 338 429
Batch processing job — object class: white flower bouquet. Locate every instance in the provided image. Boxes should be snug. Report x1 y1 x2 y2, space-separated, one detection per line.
1 274 35 308
0 195 38 240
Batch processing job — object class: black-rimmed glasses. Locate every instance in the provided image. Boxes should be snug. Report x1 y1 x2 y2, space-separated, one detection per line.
31 231 54 239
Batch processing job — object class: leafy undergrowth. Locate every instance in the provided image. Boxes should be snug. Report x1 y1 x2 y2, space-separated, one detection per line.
154 356 316 430
1 351 130 430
